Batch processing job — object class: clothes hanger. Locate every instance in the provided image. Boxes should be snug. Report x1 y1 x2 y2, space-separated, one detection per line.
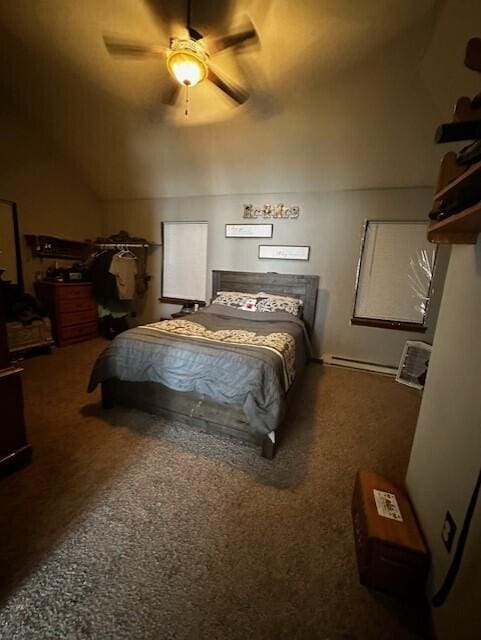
117 245 137 259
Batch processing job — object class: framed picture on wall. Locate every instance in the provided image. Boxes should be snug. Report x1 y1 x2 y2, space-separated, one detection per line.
225 224 273 238
258 245 310 261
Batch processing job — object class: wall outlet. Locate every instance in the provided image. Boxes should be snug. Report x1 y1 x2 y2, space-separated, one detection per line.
441 511 457 552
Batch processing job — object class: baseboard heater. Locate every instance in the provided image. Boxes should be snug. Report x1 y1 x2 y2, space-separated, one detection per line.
322 354 397 376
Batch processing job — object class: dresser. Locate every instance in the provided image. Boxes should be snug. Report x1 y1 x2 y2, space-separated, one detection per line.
0 281 31 474
35 281 98 347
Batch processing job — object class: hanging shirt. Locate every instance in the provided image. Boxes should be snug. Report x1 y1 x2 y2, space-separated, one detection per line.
109 254 138 300
89 251 119 305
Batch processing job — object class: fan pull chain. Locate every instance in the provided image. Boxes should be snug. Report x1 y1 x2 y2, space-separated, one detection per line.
184 84 190 117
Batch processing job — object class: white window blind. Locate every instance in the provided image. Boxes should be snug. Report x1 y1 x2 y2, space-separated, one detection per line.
162 221 208 302
354 221 435 326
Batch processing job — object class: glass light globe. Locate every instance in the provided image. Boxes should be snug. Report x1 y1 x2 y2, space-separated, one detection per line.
168 51 206 87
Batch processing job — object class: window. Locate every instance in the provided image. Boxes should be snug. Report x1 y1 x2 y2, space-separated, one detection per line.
352 220 437 331
161 221 208 303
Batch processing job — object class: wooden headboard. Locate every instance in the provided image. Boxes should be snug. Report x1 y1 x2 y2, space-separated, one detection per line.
211 270 320 334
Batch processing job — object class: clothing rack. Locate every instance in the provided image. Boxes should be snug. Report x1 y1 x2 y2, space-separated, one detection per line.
95 243 150 249
92 230 155 251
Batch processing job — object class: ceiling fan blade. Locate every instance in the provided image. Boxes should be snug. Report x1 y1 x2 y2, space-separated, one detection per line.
186 0 204 41
189 0 235 37
160 81 182 106
188 26 204 41
103 34 167 58
145 0 186 34
203 17 258 56
207 67 249 105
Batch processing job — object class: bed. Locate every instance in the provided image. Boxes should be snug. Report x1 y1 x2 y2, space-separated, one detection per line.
88 270 319 458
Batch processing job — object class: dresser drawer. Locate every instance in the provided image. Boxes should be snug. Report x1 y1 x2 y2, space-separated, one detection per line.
58 321 98 344
35 282 97 347
58 298 96 313
56 285 93 301
58 309 97 328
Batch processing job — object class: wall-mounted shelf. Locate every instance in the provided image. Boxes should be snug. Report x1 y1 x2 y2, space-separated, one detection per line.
428 36 481 245
428 200 481 244
25 235 90 260
433 158 481 202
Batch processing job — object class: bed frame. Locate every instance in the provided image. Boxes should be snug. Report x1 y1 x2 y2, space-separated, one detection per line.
101 270 319 458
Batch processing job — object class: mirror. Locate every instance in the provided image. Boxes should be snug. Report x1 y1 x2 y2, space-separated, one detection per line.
0 200 23 291
352 220 437 331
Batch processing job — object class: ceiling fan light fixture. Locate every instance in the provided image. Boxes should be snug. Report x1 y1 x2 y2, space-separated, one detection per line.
167 41 208 87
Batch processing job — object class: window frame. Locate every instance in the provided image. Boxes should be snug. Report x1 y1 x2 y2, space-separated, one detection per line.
351 219 437 333
160 221 208 306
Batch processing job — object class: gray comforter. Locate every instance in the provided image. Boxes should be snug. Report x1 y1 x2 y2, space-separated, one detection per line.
88 304 310 434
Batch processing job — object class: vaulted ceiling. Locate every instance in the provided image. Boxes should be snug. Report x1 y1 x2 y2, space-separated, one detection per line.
0 0 478 200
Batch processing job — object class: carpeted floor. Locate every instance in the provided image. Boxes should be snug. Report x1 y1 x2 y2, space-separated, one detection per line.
0 338 427 640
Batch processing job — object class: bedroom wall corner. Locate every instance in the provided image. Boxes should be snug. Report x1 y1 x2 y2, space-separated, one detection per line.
0 106 105 292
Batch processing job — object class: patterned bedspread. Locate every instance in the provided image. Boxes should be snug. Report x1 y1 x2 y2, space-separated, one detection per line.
88 304 310 434
145 318 296 388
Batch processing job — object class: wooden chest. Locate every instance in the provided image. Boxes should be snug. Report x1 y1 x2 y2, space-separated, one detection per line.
352 469 429 598
35 281 98 347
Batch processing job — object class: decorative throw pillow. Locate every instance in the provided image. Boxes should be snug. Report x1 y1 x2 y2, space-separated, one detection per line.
256 292 303 317
212 291 263 310
239 298 260 311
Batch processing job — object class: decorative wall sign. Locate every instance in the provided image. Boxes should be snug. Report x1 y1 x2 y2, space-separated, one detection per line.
258 245 310 261
243 204 300 219
225 223 273 238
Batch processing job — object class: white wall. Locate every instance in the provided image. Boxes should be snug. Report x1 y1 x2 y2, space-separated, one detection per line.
104 187 447 366
0 2 443 201
406 4 481 635
406 240 481 639
0 107 104 292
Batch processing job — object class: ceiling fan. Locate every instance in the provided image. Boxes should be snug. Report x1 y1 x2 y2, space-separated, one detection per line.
103 0 259 115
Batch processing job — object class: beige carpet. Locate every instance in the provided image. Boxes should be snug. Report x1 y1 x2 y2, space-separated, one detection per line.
0 338 427 640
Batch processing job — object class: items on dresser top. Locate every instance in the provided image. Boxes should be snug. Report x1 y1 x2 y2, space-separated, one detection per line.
45 263 90 283
35 281 98 347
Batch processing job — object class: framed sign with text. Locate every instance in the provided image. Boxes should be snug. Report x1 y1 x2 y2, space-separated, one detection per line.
225 224 273 238
258 245 310 261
